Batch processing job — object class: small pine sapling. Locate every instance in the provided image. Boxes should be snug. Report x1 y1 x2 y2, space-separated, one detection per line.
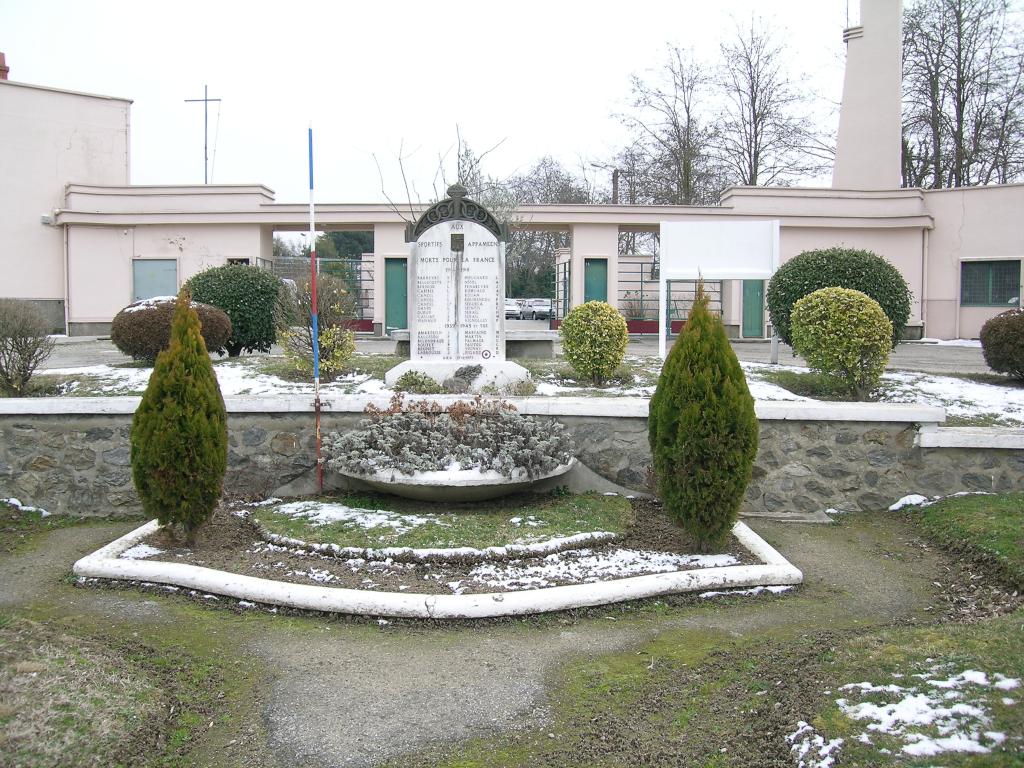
648 283 758 551
130 290 228 542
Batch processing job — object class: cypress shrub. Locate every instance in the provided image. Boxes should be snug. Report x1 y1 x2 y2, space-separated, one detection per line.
559 301 628 385
980 309 1024 380
130 290 227 541
648 285 758 551
766 247 911 348
185 264 281 356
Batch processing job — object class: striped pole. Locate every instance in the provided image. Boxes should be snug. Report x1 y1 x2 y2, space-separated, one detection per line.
308 124 323 491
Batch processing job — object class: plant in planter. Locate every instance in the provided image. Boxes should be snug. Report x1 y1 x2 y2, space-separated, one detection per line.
324 395 575 499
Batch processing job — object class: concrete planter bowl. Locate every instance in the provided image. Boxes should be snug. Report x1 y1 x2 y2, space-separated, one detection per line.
338 459 577 503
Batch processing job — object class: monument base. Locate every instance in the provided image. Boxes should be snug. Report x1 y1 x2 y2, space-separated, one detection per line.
384 360 531 393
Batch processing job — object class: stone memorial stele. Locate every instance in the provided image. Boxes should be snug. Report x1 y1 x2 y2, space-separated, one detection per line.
384 184 531 391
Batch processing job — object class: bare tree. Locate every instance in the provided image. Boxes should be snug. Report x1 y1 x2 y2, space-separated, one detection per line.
715 18 834 186
903 0 1024 187
505 156 596 297
618 47 724 205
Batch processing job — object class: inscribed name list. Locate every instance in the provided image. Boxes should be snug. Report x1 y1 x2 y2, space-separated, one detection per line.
411 220 504 361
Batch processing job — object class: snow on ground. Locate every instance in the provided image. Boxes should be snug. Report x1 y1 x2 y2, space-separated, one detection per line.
43 361 378 397
881 369 1024 423
887 491 994 512
921 337 982 347
270 501 438 534
38 353 1024 425
1 497 50 516
119 544 165 560
699 585 793 598
787 664 1019 766
466 548 739 591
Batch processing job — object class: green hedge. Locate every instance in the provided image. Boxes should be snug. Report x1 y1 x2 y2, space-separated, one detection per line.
185 264 281 356
767 248 911 348
980 309 1024 380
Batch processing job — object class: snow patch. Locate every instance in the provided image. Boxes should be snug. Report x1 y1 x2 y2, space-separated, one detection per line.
270 500 435 533
119 544 164 560
468 548 739 591
888 494 930 511
699 585 793 598
1 497 50 516
792 663 1017 765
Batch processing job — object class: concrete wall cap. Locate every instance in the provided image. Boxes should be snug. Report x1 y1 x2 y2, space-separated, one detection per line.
0 395 945 424
917 426 1024 449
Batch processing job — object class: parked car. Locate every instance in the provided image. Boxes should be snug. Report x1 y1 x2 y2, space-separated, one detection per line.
505 298 522 319
522 298 552 320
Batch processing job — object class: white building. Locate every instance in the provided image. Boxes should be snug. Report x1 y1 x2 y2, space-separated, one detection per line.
1 1 1021 339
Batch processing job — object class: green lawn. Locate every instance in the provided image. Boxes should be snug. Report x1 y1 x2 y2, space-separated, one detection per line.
914 492 1024 590
249 491 633 550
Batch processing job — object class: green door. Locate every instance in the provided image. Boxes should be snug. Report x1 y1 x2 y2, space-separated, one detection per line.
584 259 607 303
742 280 765 338
132 259 177 301
385 258 408 331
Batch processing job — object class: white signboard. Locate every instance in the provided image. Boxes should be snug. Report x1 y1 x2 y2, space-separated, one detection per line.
658 220 780 359
410 219 505 361
659 220 779 280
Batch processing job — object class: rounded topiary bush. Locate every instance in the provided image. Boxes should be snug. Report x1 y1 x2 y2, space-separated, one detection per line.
185 264 281 356
130 291 227 542
110 297 231 362
767 247 911 348
559 301 628 385
980 309 1024 379
649 286 758 552
790 287 893 400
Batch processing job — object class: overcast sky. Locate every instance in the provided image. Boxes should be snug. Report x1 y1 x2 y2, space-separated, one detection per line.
2 0 854 204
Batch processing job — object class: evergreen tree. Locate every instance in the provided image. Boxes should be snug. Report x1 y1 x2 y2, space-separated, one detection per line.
130 290 227 542
648 284 758 551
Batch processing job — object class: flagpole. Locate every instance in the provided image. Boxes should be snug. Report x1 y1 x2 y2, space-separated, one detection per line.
308 124 323 492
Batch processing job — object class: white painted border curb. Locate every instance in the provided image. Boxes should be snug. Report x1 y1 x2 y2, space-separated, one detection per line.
73 521 803 619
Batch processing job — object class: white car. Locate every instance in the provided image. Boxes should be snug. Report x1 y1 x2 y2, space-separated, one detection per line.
505 298 522 319
522 298 552 320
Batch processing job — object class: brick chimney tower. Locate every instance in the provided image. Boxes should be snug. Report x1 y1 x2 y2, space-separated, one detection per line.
0 52 9 80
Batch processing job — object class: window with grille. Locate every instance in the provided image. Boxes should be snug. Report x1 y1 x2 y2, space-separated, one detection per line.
960 260 1021 306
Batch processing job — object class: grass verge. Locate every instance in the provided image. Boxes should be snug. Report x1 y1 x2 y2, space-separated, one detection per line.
913 492 1024 591
249 491 633 550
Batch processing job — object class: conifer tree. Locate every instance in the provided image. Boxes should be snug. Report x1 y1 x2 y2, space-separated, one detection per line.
648 284 758 551
131 290 227 542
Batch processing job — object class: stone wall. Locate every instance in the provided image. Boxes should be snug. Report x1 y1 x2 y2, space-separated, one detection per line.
1 399 1021 520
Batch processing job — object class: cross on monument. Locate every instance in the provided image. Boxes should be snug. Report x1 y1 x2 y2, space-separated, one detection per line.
184 85 221 184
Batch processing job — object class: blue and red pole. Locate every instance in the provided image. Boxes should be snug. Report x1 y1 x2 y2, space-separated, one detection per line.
308 124 323 491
